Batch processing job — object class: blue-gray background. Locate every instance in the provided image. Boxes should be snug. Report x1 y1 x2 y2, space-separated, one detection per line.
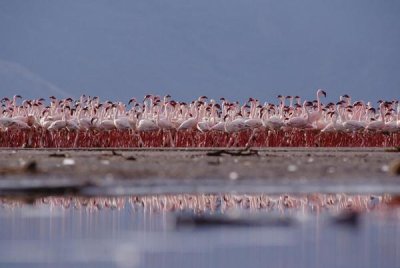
0 0 399 103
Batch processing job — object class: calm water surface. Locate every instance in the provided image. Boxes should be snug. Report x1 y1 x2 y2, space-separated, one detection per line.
0 194 399 268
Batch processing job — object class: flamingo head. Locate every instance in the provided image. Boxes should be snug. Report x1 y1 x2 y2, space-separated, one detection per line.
368 107 376 114
91 117 99 124
385 112 392 118
310 100 318 109
331 112 339 118
384 101 392 107
346 106 353 114
198 96 208 101
336 100 345 107
342 94 350 99
143 94 152 101
305 101 313 107
326 102 335 107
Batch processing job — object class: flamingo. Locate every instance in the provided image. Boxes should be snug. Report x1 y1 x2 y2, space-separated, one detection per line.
263 106 284 130
224 112 248 147
48 110 67 131
177 101 201 131
137 115 158 132
0 91 399 148
366 102 386 131
341 105 366 132
321 112 345 132
98 105 116 131
155 103 176 146
114 110 131 131
286 101 313 129
308 89 326 125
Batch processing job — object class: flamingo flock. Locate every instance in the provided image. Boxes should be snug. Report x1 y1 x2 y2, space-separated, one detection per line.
0 90 399 148
0 194 392 214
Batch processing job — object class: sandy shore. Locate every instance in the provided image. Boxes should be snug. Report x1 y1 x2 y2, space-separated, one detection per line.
0 148 399 195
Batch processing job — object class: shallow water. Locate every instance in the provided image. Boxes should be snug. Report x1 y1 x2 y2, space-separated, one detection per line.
0 194 399 268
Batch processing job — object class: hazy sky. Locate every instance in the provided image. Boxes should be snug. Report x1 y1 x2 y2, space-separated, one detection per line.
0 0 399 103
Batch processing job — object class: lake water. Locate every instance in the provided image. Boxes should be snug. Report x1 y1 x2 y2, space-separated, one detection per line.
0 194 399 268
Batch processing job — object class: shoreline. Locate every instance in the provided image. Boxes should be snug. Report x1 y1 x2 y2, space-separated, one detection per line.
0 148 399 196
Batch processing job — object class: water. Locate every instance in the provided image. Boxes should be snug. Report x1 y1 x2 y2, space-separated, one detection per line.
0 194 399 268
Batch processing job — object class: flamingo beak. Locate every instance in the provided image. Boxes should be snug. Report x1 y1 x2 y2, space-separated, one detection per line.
321 91 327 97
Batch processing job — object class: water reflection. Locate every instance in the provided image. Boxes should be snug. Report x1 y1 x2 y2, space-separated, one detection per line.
0 194 399 268
0 193 394 213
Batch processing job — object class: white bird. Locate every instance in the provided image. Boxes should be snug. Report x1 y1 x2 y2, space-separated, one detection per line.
286 101 313 129
308 89 326 124
137 118 158 132
366 103 386 131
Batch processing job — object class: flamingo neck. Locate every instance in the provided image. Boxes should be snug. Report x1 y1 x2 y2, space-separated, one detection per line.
332 115 338 125
289 98 293 108
317 93 321 111
337 106 346 123
303 104 310 122
113 108 119 120
379 105 385 123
